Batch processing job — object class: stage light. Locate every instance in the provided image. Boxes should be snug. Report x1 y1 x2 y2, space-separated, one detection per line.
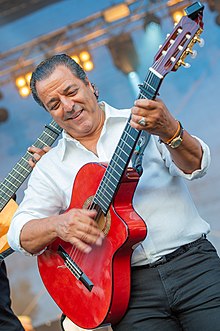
70 49 94 72
107 33 139 75
103 3 130 23
15 72 32 98
128 71 141 96
167 0 186 24
171 8 185 23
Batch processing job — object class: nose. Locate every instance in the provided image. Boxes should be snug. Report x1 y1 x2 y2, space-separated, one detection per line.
61 96 74 112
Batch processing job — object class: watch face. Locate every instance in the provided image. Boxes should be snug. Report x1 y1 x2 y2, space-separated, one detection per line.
170 137 183 148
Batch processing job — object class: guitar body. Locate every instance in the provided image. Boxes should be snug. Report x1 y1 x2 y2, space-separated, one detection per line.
38 162 147 329
0 199 18 253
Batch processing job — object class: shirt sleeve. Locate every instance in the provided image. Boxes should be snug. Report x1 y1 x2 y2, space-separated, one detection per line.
7 163 65 255
155 135 211 180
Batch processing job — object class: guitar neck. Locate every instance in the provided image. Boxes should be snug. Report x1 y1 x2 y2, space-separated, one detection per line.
0 120 62 212
93 70 163 214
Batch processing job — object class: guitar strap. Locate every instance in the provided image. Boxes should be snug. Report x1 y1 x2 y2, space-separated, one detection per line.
131 131 151 176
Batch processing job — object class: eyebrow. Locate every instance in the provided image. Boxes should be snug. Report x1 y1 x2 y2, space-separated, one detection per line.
46 84 77 108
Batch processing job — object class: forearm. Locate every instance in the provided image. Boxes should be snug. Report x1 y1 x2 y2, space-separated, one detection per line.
20 216 57 254
165 130 203 174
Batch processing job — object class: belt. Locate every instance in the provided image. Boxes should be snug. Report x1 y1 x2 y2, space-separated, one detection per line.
132 234 207 270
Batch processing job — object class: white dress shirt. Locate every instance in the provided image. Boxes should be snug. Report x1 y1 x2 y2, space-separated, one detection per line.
8 101 211 265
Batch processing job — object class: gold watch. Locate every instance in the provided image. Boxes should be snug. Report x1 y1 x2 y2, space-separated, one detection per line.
167 122 184 149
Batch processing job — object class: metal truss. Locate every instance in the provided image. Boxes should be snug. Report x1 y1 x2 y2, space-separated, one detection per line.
0 0 204 86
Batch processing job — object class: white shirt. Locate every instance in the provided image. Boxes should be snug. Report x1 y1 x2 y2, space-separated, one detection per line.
8 102 211 265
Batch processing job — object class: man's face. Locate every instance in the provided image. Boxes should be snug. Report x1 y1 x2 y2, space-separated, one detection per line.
36 65 101 139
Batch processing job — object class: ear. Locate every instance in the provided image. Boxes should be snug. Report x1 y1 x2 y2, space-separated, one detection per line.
86 79 99 99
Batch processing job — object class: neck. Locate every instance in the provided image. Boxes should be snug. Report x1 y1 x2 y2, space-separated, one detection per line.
78 107 105 155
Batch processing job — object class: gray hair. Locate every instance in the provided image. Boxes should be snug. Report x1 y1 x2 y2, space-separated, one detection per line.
30 54 87 109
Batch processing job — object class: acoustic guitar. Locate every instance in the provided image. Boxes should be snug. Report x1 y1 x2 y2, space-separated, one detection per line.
0 120 62 260
38 2 205 329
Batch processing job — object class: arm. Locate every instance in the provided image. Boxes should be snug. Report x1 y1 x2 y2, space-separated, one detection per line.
130 98 202 174
20 209 104 254
9 146 104 255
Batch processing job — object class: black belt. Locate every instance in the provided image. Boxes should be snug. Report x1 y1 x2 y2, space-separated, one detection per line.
132 234 207 270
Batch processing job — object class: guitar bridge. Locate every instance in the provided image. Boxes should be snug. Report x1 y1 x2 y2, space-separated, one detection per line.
57 245 94 292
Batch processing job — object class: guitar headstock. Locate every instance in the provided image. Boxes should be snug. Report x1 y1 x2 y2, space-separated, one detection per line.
152 1 204 77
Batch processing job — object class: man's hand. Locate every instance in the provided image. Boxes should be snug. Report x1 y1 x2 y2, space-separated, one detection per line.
28 145 51 168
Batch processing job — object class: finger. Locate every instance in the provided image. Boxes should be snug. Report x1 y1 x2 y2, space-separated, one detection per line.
134 98 157 109
69 237 92 253
28 158 36 168
28 145 49 155
42 146 51 153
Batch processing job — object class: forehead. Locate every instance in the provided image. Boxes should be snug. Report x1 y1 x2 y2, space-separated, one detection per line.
38 65 81 87
36 65 83 99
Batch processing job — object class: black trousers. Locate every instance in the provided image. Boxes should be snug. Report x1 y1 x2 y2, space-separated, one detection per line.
0 261 24 331
113 239 220 331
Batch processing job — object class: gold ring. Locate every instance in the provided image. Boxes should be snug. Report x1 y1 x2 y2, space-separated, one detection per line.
138 117 147 127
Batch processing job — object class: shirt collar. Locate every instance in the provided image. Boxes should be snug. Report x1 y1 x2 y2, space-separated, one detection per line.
59 101 130 161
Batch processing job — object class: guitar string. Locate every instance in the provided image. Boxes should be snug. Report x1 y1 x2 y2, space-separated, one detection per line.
67 68 162 265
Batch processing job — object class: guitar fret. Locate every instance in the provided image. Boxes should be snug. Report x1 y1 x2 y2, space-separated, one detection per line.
43 131 54 139
117 145 129 158
0 184 13 196
37 137 47 145
108 159 124 172
4 178 18 189
8 172 22 184
15 164 30 175
94 194 109 211
0 195 8 203
118 137 133 150
21 156 29 163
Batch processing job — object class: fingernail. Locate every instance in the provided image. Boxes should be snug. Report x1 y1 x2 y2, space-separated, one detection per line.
96 236 103 246
84 246 92 253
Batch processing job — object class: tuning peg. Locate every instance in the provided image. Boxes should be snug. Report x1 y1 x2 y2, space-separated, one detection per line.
187 48 197 59
170 39 175 45
193 36 205 47
178 59 191 68
166 33 170 39
177 28 183 34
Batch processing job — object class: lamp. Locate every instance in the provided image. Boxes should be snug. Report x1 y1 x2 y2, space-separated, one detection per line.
167 0 186 23
107 33 139 75
103 3 130 23
70 49 94 72
15 71 32 98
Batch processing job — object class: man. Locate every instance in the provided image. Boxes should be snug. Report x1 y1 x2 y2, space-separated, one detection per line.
0 146 49 331
7 54 220 331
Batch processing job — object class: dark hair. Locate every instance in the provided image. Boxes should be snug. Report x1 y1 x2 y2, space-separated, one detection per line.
30 54 87 109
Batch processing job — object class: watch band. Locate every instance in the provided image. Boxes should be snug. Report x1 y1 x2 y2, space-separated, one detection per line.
167 122 184 148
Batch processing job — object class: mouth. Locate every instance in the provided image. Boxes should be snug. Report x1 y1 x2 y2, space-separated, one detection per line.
65 109 83 121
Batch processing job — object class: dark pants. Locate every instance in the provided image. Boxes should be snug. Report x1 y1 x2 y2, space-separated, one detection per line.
0 261 24 331
113 239 220 331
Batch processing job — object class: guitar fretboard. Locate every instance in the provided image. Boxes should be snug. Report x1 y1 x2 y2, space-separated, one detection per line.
0 120 62 211
93 70 163 214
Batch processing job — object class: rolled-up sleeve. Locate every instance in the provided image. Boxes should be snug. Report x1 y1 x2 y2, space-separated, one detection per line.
156 136 211 180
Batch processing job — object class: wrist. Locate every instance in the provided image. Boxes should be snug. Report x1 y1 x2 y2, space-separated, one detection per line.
159 121 184 149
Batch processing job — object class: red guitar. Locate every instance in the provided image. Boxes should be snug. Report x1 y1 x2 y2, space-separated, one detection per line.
38 2 205 329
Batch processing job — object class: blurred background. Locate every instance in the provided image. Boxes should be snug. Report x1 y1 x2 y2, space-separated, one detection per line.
0 0 219 329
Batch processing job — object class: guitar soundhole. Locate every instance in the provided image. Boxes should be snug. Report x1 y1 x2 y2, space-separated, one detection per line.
83 196 111 236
